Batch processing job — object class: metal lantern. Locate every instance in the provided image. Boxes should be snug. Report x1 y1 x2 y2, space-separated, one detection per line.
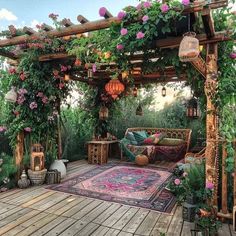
99 106 109 120
186 97 200 118
162 87 166 97
179 32 200 62
31 144 45 171
136 104 143 116
105 78 125 99
5 87 17 103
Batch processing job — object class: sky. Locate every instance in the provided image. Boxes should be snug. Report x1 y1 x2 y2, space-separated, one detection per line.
0 0 139 31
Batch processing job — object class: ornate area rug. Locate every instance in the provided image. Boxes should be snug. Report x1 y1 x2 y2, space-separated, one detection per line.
47 164 175 213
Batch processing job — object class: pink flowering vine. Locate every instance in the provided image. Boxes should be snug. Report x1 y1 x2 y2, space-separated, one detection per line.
116 44 124 50
29 102 38 110
143 1 152 8
17 95 26 105
92 64 97 73
99 7 107 17
182 0 190 6
42 96 49 104
136 31 145 39
174 178 181 185
24 127 32 132
120 28 128 36
0 126 7 132
117 11 126 20
8 67 16 75
18 88 28 95
142 15 149 23
206 181 214 190
160 4 169 13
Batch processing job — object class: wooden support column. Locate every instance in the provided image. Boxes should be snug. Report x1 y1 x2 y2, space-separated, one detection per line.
222 142 228 214
205 43 218 206
15 132 24 179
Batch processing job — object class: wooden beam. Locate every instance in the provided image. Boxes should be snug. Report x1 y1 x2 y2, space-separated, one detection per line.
0 49 18 60
102 10 113 19
77 15 89 24
202 8 215 38
15 132 24 179
23 27 36 35
61 18 74 27
39 52 74 61
222 142 228 214
190 55 206 78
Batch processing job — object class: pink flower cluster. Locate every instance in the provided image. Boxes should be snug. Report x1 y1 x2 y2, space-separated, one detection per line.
28 43 44 49
160 4 169 13
136 1 152 10
49 13 59 20
24 127 32 132
18 88 27 95
136 31 145 39
206 181 214 190
182 0 190 6
120 28 128 36
19 72 26 81
117 11 126 20
92 64 97 73
99 7 107 17
174 178 181 185
230 52 236 59
60 65 71 72
116 44 124 50
0 126 7 132
29 102 38 110
142 15 149 23
36 92 48 104
8 67 16 75
17 95 26 105
37 92 44 97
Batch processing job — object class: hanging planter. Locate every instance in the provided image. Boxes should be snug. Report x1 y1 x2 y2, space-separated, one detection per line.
105 78 125 99
179 32 200 62
99 106 109 120
5 87 17 103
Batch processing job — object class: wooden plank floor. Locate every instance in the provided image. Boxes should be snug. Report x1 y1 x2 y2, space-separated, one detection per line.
0 159 234 236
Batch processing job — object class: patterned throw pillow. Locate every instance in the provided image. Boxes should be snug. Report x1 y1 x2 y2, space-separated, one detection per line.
158 138 185 146
133 131 148 145
125 132 138 145
143 133 165 145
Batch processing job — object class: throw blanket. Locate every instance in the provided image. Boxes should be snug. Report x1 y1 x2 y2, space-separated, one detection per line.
120 138 186 163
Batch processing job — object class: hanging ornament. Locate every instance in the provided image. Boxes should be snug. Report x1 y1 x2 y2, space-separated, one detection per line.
5 87 17 103
136 104 143 116
186 97 200 118
64 74 70 82
162 87 166 97
133 87 138 97
99 106 109 120
179 32 199 62
105 78 125 99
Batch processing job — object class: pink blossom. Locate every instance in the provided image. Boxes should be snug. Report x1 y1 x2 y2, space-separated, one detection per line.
37 92 44 97
120 28 128 36
143 1 152 8
42 96 49 104
206 181 214 190
117 11 126 20
116 44 124 50
136 31 145 39
29 102 38 110
183 172 188 177
174 178 181 185
0 126 7 132
17 95 26 105
142 15 149 22
182 0 190 6
49 13 59 20
8 67 16 75
136 3 142 10
18 88 27 95
92 64 96 73
99 7 107 17
60 65 68 72
20 72 26 81
230 53 236 59
160 4 169 13
24 127 32 132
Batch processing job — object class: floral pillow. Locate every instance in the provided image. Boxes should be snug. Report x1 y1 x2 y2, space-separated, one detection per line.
143 133 165 145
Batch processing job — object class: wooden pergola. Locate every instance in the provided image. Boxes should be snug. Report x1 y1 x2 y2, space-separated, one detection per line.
0 0 235 219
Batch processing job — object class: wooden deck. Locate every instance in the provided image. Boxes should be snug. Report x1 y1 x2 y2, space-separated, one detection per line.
0 160 234 236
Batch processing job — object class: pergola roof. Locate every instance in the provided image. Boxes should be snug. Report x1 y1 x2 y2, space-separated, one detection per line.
0 0 232 85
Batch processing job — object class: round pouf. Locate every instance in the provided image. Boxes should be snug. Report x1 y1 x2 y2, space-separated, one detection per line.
50 160 66 178
135 155 149 166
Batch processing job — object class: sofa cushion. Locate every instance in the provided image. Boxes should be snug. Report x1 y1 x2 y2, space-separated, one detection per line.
143 133 165 145
158 138 185 146
133 131 148 145
125 132 138 145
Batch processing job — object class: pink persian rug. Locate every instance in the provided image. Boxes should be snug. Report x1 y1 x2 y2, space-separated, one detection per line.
47 163 175 213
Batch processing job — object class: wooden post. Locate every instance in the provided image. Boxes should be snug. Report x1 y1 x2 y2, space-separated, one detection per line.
57 99 62 160
205 43 218 206
222 142 228 214
15 132 24 179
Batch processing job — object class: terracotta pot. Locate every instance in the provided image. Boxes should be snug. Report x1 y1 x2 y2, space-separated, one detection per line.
135 155 149 166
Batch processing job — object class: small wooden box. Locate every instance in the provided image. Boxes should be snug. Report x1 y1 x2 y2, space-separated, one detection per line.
45 170 61 184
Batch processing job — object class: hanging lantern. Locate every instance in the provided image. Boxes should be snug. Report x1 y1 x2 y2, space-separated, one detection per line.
64 74 70 82
5 87 17 103
186 97 200 118
133 87 138 97
162 87 166 97
179 32 199 62
99 106 109 120
136 104 143 116
87 69 93 79
105 78 125 99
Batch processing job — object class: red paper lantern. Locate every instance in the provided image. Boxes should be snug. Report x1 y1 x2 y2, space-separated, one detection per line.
105 79 125 99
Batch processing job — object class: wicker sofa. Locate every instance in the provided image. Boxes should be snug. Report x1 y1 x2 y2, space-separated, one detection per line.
122 127 192 163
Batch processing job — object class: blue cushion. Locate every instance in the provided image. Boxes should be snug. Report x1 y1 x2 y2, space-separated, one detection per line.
133 131 148 145
126 132 138 145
